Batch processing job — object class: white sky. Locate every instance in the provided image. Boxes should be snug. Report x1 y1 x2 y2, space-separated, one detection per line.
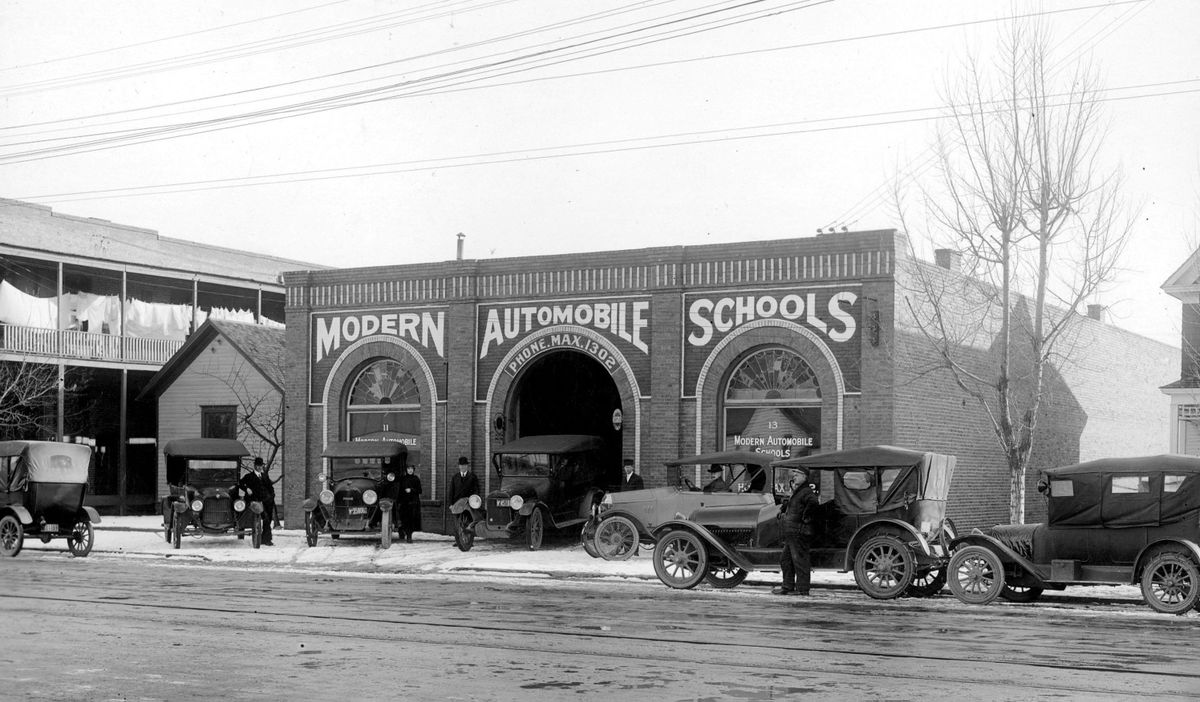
0 0 1195 346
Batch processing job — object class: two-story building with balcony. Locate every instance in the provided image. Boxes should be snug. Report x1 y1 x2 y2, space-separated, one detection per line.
0 198 320 514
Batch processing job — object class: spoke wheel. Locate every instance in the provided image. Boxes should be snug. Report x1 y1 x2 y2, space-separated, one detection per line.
948 545 1005 605
304 511 319 547
1140 551 1200 615
172 514 183 549
703 562 748 589
380 510 392 549
853 535 915 600
68 520 94 557
0 515 24 557
905 568 947 598
594 516 638 561
526 508 544 551
652 530 708 589
580 519 600 558
454 512 475 552
999 584 1044 603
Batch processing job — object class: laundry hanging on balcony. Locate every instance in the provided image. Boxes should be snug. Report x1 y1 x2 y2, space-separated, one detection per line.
0 280 58 328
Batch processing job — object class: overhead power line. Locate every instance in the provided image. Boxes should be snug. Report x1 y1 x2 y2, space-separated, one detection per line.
11 81 1197 205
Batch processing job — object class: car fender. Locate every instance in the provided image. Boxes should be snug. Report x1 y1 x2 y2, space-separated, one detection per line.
172 500 189 515
378 498 394 512
3 505 33 525
80 506 101 524
1133 538 1200 584
651 519 756 572
949 532 1039 578
841 519 936 572
302 498 318 512
596 509 651 540
249 500 264 515
517 499 540 517
449 497 475 515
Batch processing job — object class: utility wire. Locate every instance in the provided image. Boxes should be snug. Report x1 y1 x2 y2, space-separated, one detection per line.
11 82 1197 205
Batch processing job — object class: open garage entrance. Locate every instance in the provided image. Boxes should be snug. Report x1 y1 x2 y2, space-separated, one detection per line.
506 350 623 486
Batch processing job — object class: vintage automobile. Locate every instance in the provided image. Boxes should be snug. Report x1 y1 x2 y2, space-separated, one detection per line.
649 445 958 598
0 440 100 557
581 451 774 563
946 455 1200 614
303 441 405 549
162 438 264 549
452 434 607 551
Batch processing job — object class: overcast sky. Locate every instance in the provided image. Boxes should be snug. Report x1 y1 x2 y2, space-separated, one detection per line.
1 0 1195 346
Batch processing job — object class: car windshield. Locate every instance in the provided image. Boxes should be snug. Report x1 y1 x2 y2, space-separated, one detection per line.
329 457 387 480
186 459 239 485
497 452 552 478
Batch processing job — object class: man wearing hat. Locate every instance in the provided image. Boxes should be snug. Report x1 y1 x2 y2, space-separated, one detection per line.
774 469 817 595
238 456 275 546
448 456 479 506
620 459 643 491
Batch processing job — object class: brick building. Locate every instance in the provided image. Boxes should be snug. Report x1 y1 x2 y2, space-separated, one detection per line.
282 230 1173 532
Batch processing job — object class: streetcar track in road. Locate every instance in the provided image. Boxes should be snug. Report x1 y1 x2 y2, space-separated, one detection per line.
6 587 1199 694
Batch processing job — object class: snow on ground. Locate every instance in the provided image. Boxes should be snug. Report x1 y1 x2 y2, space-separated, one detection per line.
15 516 1162 610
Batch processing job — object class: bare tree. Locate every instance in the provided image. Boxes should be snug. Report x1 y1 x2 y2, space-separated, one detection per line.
896 20 1134 523
201 356 284 469
0 359 61 440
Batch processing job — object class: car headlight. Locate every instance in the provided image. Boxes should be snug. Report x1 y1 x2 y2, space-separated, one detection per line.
509 494 524 511
190 499 204 512
318 473 327 482
468 494 482 509
386 472 396 482
319 489 334 505
363 489 378 505
233 499 246 512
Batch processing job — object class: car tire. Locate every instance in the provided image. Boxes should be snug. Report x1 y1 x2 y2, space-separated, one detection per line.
68 520 94 557
454 512 475 552
905 567 947 598
526 508 544 551
0 514 24 557
304 511 319 547
947 544 1005 605
652 529 708 589
999 584 1043 603
164 513 173 544
172 515 183 549
594 515 638 561
1140 550 1200 615
381 510 392 550
580 519 600 558
703 562 748 589
853 535 916 600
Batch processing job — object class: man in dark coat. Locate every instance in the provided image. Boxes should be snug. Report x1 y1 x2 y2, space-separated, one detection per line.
238 457 274 546
398 465 422 543
448 456 479 504
773 469 818 595
620 459 644 491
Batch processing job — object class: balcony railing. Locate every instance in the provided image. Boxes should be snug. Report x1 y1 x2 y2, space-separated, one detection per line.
0 324 184 366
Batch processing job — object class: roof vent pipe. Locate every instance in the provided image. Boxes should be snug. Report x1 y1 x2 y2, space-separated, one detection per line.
456 233 465 261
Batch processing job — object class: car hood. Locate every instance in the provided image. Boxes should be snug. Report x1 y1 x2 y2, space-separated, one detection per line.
689 502 775 528
488 480 543 500
605 485 678 506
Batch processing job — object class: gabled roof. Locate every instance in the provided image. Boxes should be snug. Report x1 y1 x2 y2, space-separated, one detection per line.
138 319 285 400
1162 247 1200 303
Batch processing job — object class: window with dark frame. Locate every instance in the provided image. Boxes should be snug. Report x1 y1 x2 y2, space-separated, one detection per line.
201 406 237 439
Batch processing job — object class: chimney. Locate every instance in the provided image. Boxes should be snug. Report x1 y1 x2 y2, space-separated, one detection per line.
456 233 465 260
1086 304 1108 322
934 248 961 271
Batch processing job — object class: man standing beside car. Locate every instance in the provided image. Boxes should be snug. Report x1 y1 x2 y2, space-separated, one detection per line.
620 459 644 491
239 457 274 546
773 469 817 596
448 456 479 505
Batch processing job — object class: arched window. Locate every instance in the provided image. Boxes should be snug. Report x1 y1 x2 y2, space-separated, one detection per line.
345 359 422 463
723 347 821 460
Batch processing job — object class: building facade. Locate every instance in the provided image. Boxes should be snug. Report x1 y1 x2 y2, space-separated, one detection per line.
282 231 1174 532
0 199 317 514
1161 250 1200 453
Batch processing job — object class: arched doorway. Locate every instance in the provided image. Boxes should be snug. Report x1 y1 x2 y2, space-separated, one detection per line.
721 346 821 460
505 350 623 485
